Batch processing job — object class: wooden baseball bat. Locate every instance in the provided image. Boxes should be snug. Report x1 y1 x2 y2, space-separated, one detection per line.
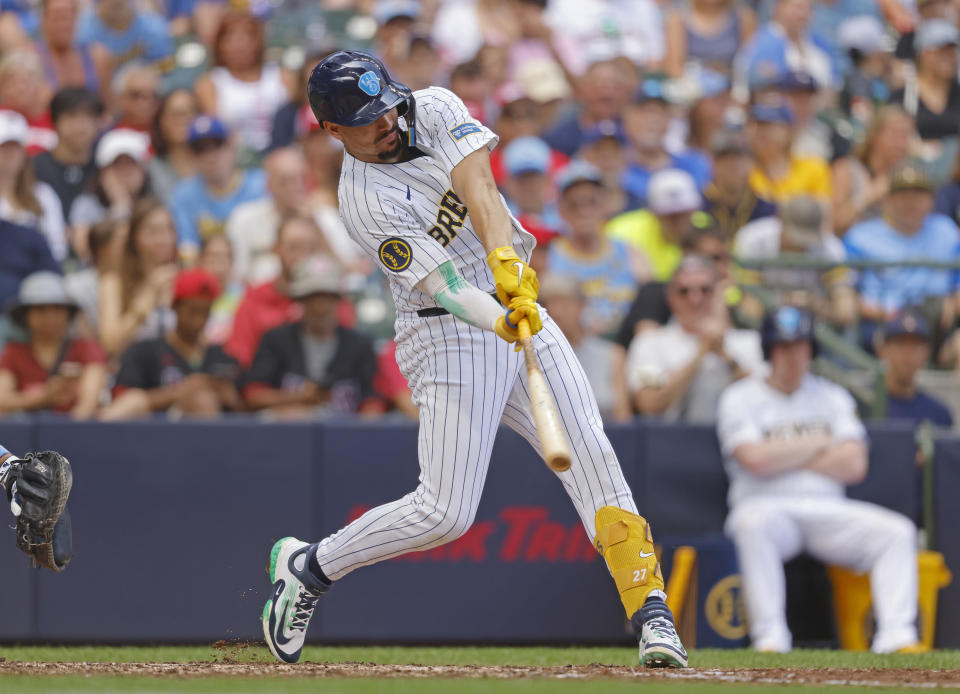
517 318 572 473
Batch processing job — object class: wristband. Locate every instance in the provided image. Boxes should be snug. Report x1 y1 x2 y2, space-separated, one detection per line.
487 247 519 265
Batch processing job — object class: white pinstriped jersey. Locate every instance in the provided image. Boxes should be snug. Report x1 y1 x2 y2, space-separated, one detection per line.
717 373 867 506
337 86 536 315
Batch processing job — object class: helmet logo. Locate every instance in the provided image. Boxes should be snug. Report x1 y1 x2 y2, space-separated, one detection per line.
776 307 802 336
358 71 382 96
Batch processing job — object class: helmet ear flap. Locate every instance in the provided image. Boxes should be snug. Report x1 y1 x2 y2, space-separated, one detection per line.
397 90 416 148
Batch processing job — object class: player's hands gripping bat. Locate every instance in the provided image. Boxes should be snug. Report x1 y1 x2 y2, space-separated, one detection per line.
494 296 543 349
517 318 571 473
487 247 540 312
2 451 74 572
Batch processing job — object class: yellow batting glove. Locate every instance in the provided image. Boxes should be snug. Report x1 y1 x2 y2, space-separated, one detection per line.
507 296 542 335
487 246 539 306
493 297 542 351
494 313 520 348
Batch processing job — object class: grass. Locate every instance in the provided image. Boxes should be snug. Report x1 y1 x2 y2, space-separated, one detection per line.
2 644 959 669
2 645 957 694
0 678 934 694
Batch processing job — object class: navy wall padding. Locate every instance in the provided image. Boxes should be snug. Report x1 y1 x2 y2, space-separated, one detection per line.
933 438 960 647
30 419 316 641
0 418 947 644
850 423 921 524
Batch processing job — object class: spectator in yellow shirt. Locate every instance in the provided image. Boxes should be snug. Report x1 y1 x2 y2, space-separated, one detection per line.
607 168 707 281
747 100 831 202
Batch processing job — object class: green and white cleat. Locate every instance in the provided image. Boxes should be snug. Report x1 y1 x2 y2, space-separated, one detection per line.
634 596 688 668
261 537 330 664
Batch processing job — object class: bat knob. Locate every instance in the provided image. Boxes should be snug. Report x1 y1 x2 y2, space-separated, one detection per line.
547 454 572 472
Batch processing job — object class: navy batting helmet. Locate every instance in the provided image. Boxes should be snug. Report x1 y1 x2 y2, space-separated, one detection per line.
307 50 416 147
761 306 816 360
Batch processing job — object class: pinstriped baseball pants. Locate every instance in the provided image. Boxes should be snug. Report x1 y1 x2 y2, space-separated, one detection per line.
314 312 638 580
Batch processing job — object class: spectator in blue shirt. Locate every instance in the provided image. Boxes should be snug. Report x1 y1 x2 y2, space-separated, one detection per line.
170 115 267 261
621 79 711 210
844 160 960 332
876 313 953 428
734 0 838 95
76 0 173 70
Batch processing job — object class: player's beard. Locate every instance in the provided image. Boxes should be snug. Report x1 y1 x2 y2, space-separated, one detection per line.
376 124 407 162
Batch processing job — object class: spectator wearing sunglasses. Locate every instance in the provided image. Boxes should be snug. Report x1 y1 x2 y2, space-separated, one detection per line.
626 256 762 422
615 222 735 349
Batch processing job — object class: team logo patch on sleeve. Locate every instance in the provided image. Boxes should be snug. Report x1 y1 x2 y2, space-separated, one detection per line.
379 238 413 272
449 122 483 140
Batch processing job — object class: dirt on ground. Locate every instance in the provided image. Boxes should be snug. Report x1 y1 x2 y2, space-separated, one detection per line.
2 661 959 687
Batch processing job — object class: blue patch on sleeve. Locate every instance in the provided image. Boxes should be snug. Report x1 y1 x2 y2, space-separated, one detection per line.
449 122 483 141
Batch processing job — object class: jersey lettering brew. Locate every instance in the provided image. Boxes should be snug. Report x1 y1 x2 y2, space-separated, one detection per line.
337 86 536 314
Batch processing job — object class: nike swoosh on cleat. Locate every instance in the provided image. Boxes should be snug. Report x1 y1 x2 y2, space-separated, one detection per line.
271 600 298 648
267 579 295 648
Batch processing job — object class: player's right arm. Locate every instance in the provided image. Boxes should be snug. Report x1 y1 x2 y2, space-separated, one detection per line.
451 149 540 322
419 88 537 330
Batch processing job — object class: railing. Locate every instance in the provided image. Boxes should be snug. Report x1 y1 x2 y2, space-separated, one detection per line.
734 255 960 419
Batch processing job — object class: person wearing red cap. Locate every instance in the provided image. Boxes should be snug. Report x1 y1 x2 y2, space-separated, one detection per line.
101 267 241 420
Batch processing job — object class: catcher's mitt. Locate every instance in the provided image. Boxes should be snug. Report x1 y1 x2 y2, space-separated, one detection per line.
10 451 74 572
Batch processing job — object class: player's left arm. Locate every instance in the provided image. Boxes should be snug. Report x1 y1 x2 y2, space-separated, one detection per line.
805 440 868 484
804 386 868 484
418 261 540 344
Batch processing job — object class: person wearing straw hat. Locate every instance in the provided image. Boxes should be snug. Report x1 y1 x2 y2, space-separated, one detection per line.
243 255 379 418
0 270 106 418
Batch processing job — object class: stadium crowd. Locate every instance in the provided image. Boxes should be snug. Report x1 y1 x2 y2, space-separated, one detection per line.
0 0 958 428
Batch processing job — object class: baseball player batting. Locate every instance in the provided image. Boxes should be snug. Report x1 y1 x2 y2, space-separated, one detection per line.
261 51 687 668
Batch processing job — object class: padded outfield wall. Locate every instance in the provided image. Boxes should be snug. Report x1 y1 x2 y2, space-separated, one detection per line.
0 418 950 645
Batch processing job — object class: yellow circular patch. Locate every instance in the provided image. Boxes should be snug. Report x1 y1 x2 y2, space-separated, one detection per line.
379 238 412 272
704 574 749 640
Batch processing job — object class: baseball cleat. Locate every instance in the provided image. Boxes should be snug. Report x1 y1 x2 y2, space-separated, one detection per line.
262 537 330 664
633 596 688 668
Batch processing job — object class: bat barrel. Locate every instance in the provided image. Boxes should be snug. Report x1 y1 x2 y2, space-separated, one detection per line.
517 318 572 473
